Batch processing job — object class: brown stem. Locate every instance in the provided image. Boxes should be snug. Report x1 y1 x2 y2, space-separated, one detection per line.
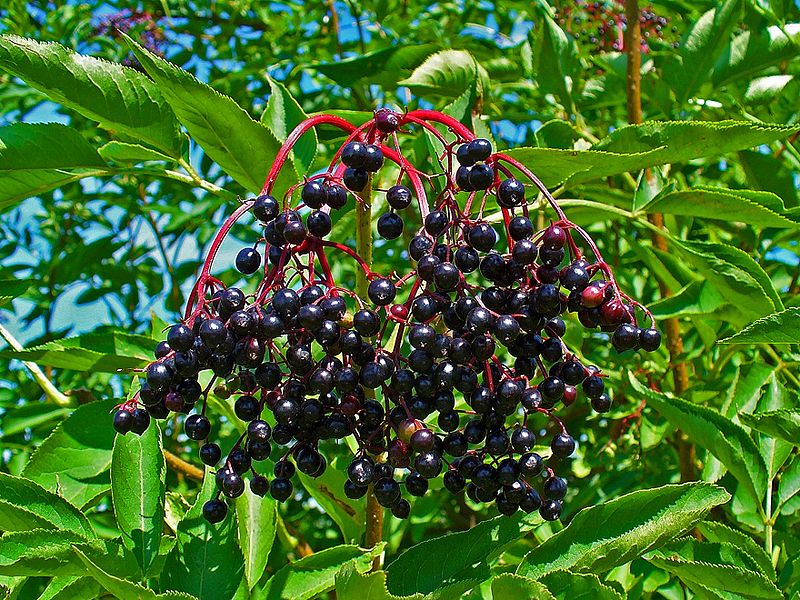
163 449 204 480
625 0 694 480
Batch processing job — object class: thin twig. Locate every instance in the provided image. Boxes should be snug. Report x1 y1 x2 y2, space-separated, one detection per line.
163 449 204 480
0 322 73 407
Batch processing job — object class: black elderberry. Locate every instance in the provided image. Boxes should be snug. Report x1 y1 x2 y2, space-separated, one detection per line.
377 211 403 239
551 433 576 458
253 194 279 222
363 145 384 172
391 498 411 519
387 184 412 209
497 178 525 208
307 211 332 238
185 414 211 440
344 167 369 191
467 138 492 162
270 477 293 501
113 409 133 435
468 163 494 190
341 141 367 168
250 476 269 497
203 499 228 523
326 184 348 209
130 409 151 435
368 278 396 305
302 181 328 209
640 328 662 352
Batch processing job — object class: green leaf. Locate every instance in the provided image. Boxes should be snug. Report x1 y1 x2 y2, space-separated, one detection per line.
490 574 555 600
160 471 245 600
664 0 743 104
516 482 730 578
778 454 800 511
261 76 316 174
234 485 277 590
0 329 158 372
0 35 181 156
713 24 800 87
529 12 579 108
22 399 117 508
0 123 105 170
630 376 769 505
646 539 783 599
334 563 476 600
744 74 796 105
74 547 198 600
313 45 437 88
111 422 165 577
696 522 775 578
668 239 782 324
0 122 108 211
505 121 800 188
256 544 383 600
399 50 488 99
536 571 624 600
296 456 365 543
0 473 95 537
0 529 132 578
0 277 33 306
0 402 69 437
36 576 101 600
97 141 173 164
649 280 726 320
719 308 800 344
739 409 800 444
386 513 538 596
123 34 289 194
643 187 799 227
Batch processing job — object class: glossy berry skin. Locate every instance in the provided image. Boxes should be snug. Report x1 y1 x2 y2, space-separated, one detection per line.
167 324 194 352
387 185 412 209
185 414 211 440
377 212 404 239
551 433 576 458
203 499 228 523
540 499 562 521
113 409 133 434
199 442 221 466
468 163 494 190
368 278 396 305
270 478 293 502
467 138 492 162
343 167 369 191
253 194 279 222
497 178 525 208
341 142 367 168
302 181 328 208
307 211 332 238
130 409 151 435
640 328 662 351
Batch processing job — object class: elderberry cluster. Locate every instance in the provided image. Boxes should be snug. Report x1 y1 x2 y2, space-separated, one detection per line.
115 108 660 526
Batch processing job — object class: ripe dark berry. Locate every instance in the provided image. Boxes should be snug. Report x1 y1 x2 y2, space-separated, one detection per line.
185 414 211 440
391 498 411 519
146 362 172 391
468 223 497 252
508 216 534 240
253 194 279 222
374 477 401 507
540 498 562 521
341 142 367 168
542 224 567 249
343 167 369 191
408 235 433 260
270 478 293 501
497 178 525 208
363 145 384 172
591 394 612 413
551 433 576 458
113 409 132 434
234 395 260 421
203 499 228 523
307 211 332 238
130 409 151 435
302 181 328 209
377 212 404 239
433 262 460 291
640 328 662 352
468 163 494 190
348 457 374 486
467 138 492 162
167 324 194 352
456 165 473 191
583 375 604 399
368 278 396 305
424 211 448 237
414 451 442 478
326 184 348 209
236 247 261 274
519 452 543 477
387 185 412 209
199 442 221 466
250 475 269 497
511 239 538 265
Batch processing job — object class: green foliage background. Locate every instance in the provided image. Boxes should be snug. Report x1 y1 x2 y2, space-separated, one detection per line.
0 1 799 598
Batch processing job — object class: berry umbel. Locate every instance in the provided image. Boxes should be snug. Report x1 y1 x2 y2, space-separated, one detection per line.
114 108 660 524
